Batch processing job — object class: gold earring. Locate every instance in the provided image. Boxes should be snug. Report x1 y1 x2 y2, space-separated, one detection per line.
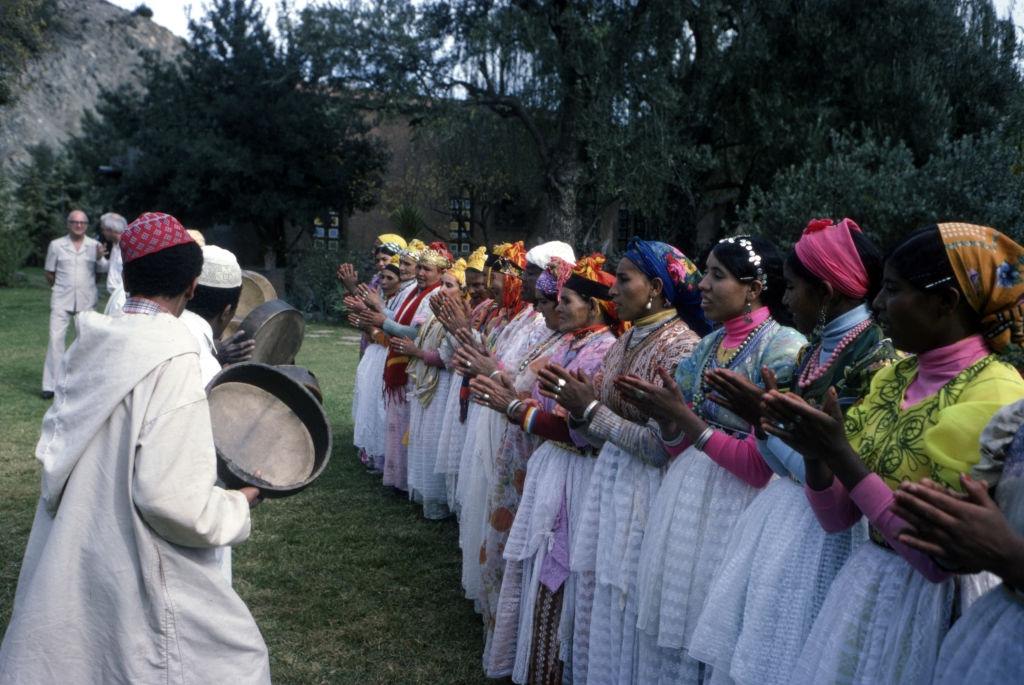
743 298 753 323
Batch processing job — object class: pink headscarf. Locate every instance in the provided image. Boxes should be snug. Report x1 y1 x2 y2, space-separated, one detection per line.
794 217 869 299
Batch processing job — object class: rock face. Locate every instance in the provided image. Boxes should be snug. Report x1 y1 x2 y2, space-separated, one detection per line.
0 0 183 169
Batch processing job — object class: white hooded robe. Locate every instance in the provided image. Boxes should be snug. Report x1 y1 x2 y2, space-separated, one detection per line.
0 310 270 684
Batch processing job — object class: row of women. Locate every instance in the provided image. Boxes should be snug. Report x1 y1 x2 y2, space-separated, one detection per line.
341 220 1024 685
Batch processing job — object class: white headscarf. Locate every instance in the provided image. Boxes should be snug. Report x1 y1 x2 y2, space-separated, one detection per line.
525 241 576 269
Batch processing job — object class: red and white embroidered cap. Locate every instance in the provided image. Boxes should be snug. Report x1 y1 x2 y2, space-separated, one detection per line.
121 212 194 263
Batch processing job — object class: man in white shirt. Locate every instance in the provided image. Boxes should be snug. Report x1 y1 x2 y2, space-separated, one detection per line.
0 212 271 684
41 209 108 398
100 211 127 293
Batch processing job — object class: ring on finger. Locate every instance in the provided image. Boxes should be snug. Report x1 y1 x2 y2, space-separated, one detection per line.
557 378 567 388
482 393 491 401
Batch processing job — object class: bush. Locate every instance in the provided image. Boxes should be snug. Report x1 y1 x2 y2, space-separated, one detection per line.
132 4 153 19
289 247 352 321
0 175 31 286
740 129 1024 250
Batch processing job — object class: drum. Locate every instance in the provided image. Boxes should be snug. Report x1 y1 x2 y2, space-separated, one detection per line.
276 365 323 403
222 270 277 339
208 363 331 497
239 299 305 365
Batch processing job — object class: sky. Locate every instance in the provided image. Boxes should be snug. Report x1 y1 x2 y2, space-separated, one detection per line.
112 0 1020 39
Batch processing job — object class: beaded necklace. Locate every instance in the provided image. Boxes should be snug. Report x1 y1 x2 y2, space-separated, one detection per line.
516 330 565 374
797 318 873 391
691 318 775 415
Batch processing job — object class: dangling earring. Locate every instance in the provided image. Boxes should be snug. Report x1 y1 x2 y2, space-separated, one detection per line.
645 295 653 311
813 305 828 339
743 298 753 323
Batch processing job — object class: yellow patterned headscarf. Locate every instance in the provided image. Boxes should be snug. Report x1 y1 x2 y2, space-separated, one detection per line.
448 258 468 286
401 239 427 260
939 222 1024 352
376 233 407 254
466 246 487 272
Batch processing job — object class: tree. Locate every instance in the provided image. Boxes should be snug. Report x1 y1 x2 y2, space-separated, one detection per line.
66 0 389 264
299 0 1021 247
0 0 55 105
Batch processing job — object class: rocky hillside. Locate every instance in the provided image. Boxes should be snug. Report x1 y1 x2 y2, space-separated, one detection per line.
0 0 183 169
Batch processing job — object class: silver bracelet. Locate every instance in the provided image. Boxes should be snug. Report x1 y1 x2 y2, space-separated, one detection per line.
506 399 523 420
572 399 601 423
694 426 715 452
489 369 503 380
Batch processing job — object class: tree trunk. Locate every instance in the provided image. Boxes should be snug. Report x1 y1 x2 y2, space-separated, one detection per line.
540 158 582 242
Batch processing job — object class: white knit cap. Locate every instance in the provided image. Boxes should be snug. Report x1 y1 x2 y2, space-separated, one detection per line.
199 245 243 288
526 240 576 269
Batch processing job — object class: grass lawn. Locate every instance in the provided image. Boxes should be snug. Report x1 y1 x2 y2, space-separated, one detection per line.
0 271 484 684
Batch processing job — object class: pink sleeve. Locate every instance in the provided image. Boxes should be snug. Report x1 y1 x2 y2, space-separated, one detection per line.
804 478 862 533
420 349 445 368
662 431 691 458
849 474 951 583
702 432 774 488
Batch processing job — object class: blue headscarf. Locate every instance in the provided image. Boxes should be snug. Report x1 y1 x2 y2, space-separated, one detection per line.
623 238 712 336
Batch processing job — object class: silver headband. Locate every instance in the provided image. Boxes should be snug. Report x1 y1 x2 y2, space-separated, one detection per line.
718 237 767 289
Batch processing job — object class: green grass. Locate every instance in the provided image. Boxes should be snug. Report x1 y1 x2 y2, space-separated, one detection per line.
0 272 483 684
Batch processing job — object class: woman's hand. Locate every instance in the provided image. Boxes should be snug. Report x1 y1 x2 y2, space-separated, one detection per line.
336 263 359 293
537 363 596 417
892 475 1024 583
705 366 776 428
453 342 497 377
435 292 470 333
344 294 368 313
357 283 384 312
390 336 421 358
613 367 687 423
468 374 520 415
761 387 852 464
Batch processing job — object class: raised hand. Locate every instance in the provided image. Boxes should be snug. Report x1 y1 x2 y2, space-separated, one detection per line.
336 263 359 293
453 342 497 377
614 366 687 424
357 283 383 311
390 336 421 358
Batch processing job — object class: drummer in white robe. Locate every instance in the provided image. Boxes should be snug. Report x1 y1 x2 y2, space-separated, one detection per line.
0 212 271 684
181 244 253 583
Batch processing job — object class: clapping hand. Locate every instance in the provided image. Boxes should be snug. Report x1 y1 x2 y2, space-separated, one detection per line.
760 387 846 462
453 342 497 377
537 363 596 417
614 367 687 424
344 294 368 313
468 374 519 414
705 366 777 428
336 263 359 293
390 336 421 358
356 283 383 311
892 475 1024 580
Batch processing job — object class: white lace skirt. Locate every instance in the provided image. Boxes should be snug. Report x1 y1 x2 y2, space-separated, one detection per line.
634 446 760 685
352 343 387 458
490 441 596 683
934 584 1024 683
435 374 469 511
571 442 662 685
407 371 453 519
791 542 955 684
459 408 507 609
688 478 867 685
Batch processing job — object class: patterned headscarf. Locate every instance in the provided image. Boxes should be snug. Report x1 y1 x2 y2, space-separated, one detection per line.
939 222 1024 352
536 256 575 299
401 239 427 261
564 253 627 335
623 238 712 336
492 241 527 314
122 212 194 262
419 241 453 269
376 233 407 255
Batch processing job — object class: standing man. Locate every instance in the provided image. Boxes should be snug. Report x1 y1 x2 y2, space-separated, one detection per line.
0 212 270 684
41 209 108 399
101 212 128 315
